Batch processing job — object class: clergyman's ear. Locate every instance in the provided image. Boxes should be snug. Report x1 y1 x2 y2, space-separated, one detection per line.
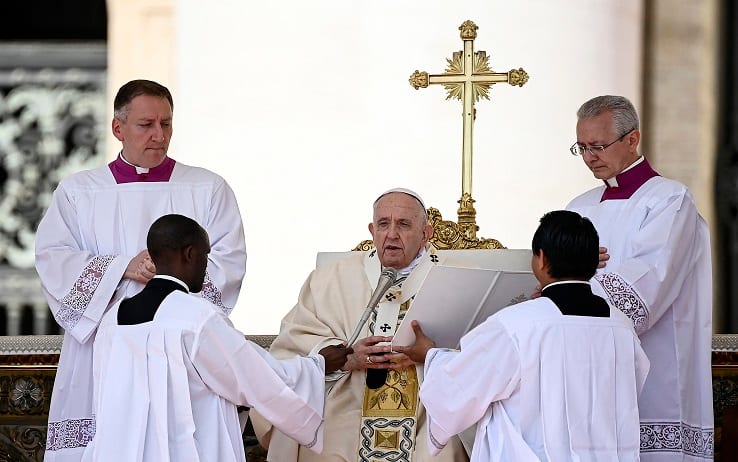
423 223 433 242
627 129 641 152
182 244 195 263
535 250 548 273
112 118 124 141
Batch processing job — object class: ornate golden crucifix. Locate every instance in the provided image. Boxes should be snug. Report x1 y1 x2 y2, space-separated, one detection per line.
409 20 528 249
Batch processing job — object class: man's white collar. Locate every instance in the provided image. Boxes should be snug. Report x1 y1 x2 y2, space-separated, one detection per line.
605 155 644 187
395 246 427 276
153 274 190 292
119 151 150 174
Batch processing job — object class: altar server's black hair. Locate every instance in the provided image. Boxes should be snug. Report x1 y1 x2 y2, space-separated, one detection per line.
532 210 599 279
147 214 207 262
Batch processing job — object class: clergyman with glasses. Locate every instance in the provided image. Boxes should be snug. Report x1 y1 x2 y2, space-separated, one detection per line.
566 95 714 460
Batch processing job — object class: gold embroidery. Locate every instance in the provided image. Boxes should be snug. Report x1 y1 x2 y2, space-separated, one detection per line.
363 366 418 417
360 290 420 461
374 430 400 449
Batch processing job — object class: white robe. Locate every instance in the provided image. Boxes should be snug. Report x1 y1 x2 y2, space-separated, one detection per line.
35 161 247 462
82 291 325 462
421 297 649 462
568 176 714 460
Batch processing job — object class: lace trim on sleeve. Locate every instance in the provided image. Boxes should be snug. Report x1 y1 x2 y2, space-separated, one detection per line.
57 255 116 330
594 272 650 334
46 417 96 451
200 271 229 315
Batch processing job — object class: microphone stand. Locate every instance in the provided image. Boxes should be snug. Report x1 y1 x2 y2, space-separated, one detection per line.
346 268 397 347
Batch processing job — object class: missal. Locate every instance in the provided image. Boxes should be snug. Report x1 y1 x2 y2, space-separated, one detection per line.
392 265 538 349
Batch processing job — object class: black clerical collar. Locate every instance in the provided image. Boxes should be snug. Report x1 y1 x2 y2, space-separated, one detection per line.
541 280 609 317
118 277 189 325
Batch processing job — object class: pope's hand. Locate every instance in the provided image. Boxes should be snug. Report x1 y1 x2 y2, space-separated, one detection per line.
531 283 542 299
342 335 392 371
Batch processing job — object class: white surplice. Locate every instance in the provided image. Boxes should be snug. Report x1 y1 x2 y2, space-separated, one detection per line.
421 297 649 462
35 162 247 462
81 291 325 462
568 176 714 460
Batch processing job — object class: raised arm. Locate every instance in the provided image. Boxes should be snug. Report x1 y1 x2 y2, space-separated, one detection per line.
590 190 709 334
35 182 132 343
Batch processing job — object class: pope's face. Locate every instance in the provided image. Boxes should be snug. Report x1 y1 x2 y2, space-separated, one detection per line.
575 111 639 180
112 95 173 168
369 193 432 269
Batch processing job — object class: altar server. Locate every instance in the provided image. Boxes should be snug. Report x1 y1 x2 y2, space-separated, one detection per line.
396 210 650 462
82 214 338 462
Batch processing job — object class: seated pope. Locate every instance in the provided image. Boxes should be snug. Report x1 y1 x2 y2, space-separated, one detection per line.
251 188 469 461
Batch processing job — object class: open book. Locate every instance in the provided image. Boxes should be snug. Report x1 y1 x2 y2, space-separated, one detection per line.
392 265 538 349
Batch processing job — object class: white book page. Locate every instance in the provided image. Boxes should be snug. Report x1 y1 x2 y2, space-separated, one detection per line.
392 266 537 349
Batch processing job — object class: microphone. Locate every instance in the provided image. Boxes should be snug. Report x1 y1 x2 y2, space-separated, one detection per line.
346 267 398 347
361 268 399 390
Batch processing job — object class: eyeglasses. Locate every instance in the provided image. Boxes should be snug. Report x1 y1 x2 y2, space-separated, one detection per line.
570 129 635 157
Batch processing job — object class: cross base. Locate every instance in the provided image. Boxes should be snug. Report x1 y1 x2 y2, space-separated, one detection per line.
428 198 505 250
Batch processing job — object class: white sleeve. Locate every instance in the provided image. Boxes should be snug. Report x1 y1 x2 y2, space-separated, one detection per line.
191 313 326 452
421 317 520 455
198 178 247 314
34 181 130 343
591 190 708 334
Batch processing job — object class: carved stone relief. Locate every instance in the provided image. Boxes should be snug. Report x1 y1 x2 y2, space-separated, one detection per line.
0 43 106 335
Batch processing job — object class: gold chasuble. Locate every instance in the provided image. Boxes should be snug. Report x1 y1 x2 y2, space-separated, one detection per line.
358 246 439 462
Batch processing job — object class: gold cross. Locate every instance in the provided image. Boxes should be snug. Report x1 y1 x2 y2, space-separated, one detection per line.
409 20 528 240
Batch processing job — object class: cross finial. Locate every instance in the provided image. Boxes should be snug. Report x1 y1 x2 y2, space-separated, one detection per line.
459 20 478 40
